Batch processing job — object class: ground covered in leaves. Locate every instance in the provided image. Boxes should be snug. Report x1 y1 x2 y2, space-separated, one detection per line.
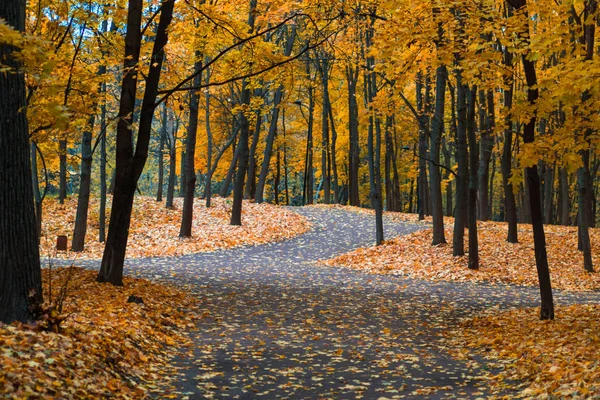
40 196 310 259
320 211 600 291
453 304 600 398
316 207 600 397
0 267 198 399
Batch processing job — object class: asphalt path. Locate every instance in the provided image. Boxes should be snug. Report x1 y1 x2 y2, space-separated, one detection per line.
55 207 600 399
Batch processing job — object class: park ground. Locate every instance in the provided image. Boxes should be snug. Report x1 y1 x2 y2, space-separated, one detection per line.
1 202 599 398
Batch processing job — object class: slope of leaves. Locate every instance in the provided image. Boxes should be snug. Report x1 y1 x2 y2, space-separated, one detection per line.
41 196 310 259
0 267 198 399
452 305 600 398
320 210 600 291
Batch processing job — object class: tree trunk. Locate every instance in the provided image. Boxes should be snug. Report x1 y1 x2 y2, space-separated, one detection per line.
71 114 95 251
230 0 257 225
166 136 177 209
416 73 429 221
466 86 479 270
327 90 339 203
518 0 555 319
543 163 555 224
347 65 360 207
442 136 453 216
478 90 494 221
156 104 167 202
98 0 174 285
0 0 43 322
31 142 43 241
245 109 262 199
205 58 213 208
179 149 186 197
453 74 468 257
180 58 202 237
302 71 315 205
220 136 239 198
501 40 518 242
255 87 283 203
59 139 68 204
320 58 331 205
429 64 447 245
99 82 108 243
365 18 383 244
558 167 570 225
274 148 281 204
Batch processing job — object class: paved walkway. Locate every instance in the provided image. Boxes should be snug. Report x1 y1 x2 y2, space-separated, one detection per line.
66 207 600 399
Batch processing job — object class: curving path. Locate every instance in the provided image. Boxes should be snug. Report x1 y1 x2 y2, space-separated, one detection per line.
66 207 600 399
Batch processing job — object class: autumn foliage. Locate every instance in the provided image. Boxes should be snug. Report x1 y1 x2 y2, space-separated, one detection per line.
0 267 197 398
321 210 600 291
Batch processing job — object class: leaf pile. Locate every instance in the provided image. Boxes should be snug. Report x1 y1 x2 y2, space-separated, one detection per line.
453 305 600 398
41 196 310 259
320 212 600 291
0 267 198 399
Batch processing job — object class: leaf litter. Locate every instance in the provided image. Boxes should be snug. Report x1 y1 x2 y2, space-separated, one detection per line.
0 267 199 399
40 196 310 259
317 206 600 398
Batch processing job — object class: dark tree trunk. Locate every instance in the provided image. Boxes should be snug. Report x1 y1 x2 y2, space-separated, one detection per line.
99 82 108 243
576 0 596 270
429 64 447 245
31 142 43 242
230 0 257 225
466 86 479 270
501 41 518 242
442 137 453 217
255 88 283 203
97 0 174 285
517 0 555 319
180 58 202 237
365 18 383 244
558 167 570 225
166 135 177 209
543 163 555 224
205 58 213 208
478 89 494 221
416 73 429 221
71 114 95 251
59 139 68 204
0 0 43 323
347 65 360 206
245 109 262 200
320 58 331 205
220 136 239 198
327 88 339 203
156 104 167 202
453 74 468 257
577 152 593 272
283 113 290 205
302 72 315 205
385 116 395 211
274 148 281 204
156 134 165 201
179 149 186 197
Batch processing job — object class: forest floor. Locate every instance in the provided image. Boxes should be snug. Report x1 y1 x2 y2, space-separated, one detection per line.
0 267 199 398
4 205 600 398
40 196 310 259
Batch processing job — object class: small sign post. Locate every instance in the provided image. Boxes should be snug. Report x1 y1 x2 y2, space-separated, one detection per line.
56 235 67 251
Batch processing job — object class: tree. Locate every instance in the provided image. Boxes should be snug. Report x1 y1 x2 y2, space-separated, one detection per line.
507 0 554 320
97 0 175 285
0 0 43 323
